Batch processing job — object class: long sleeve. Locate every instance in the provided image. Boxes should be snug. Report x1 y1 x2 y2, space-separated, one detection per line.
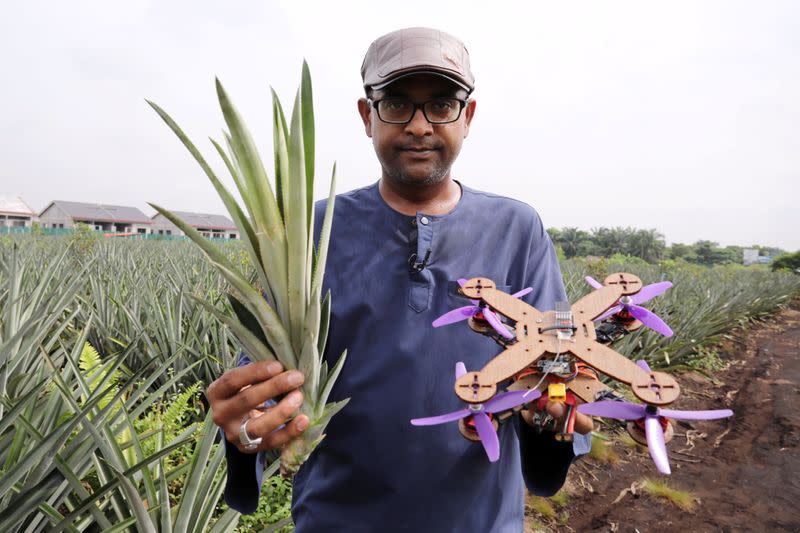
222 436 265 513
516 209 592 495
517 419 592 495
221 353 274 514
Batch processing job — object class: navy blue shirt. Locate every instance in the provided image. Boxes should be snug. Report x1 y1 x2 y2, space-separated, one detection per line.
224 181 590 532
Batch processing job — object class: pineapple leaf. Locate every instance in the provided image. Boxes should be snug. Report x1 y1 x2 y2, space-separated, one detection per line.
317 349 347 415
107 464 157 533
301 60 315 234
215 79 291 326
191 296 278 364
228 294 269 347
311 165 337 302
319 397 350 424
298 336 319 401
286 87 308 352
317 289 331 357
214 78 283 236
318 360 329 403
272 87 290 223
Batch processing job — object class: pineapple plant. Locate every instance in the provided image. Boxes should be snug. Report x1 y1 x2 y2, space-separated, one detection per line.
147 62 347 476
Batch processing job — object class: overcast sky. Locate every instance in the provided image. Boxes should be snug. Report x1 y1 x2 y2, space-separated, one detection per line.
2 1 798 250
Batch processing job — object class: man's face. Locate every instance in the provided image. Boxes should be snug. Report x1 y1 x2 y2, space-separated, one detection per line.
357 74 476 187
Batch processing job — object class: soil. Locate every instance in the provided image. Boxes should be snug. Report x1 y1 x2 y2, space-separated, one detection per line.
526 300 800 533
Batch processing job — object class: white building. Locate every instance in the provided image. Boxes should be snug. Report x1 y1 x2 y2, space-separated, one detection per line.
743 249 759 266
38 201 152 234
150 211 239 239
0 196 37 228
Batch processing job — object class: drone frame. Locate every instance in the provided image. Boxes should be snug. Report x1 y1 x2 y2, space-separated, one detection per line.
452 273 681 407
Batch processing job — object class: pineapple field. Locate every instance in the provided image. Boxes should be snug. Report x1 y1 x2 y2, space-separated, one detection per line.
1 234 798 531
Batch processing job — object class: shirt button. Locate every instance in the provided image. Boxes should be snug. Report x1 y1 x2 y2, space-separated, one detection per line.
420 216 430 226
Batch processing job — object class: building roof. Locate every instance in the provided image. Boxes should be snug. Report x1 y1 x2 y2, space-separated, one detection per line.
41 201 151 224
152 211 237 231
0 196 36 216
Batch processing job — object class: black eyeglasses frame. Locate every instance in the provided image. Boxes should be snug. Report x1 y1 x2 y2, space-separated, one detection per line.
367 97 468 125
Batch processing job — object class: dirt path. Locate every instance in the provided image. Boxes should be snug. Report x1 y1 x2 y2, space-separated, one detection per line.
528 300 800 532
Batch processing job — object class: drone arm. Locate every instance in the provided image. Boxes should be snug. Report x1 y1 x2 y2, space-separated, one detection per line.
480 342 547 386
480 287 543 323
571 342 647 385
566 376 611 404
572 342 679 405
571 285 625 321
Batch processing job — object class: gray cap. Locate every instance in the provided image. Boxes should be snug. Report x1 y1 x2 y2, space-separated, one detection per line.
361 27 475 93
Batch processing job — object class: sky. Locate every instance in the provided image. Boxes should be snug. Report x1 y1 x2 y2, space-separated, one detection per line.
1 1 798 250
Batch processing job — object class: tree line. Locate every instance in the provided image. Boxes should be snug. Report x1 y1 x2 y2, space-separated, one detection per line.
546 226 787 266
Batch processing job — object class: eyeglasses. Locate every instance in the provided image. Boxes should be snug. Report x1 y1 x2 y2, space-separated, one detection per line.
368 97 467 124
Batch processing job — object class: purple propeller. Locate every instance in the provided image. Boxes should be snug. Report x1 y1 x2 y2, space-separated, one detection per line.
577 360 733 474
432 279 532 340
585 276 674 337
411 362 541 462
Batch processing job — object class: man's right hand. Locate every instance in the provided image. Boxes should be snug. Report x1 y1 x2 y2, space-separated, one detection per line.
208 361 309 454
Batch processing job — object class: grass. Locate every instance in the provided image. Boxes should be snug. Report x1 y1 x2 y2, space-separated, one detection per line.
588 432 621 465
526 518 549 533
618 431 645 450
526 490 569 524
640 477 697 511
685 345 728 372
527 496 557 521
550 490 569 507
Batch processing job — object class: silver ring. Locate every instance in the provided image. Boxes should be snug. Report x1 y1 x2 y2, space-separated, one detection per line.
238 416 262 451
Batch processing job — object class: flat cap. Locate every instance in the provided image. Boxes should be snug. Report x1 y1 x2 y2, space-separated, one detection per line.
361 27 475 93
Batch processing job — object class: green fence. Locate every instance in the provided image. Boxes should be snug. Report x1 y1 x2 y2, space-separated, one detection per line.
0 226 238 242
0 226 72 236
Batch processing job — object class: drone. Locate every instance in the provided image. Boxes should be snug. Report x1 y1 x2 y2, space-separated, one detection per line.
410 273 733 473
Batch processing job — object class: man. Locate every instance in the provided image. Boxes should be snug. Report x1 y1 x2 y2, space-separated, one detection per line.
209 27 592 532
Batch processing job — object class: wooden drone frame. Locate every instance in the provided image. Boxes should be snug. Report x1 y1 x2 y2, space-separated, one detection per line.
454 273 680 407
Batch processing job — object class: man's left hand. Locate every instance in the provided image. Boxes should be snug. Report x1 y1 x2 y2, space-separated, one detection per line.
521 400 594 435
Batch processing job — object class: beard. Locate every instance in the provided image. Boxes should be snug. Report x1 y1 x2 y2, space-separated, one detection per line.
383 159 450 187
379 144 460 187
